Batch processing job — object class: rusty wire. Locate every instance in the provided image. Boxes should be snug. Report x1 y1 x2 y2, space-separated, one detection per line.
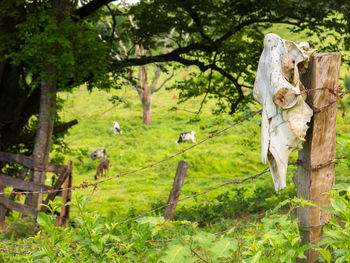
297 85 350 117
288 155 347 171
0 247 31 255
112 167 269 226
0 109 262 196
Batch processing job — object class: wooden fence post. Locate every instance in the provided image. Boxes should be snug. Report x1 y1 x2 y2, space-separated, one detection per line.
55 160 73 227
295 53 341 263
164 160 188 221
0 184 6 230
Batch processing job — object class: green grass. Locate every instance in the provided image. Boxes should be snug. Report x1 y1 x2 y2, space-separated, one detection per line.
56 80 270 217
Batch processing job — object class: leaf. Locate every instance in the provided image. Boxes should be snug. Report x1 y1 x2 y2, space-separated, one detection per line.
32 251 46 259
317 247 332 263
295 243 313 259
37 212 51 226
251 250 263 263
33 257 51 263
160 243 193 263
330 198 347 214
332 183 350 191
321 206 337 214
136 216 165 226
191 232 216 250
209 238 238 260
335 256 347 263
60 258 75 263
41 242 51 256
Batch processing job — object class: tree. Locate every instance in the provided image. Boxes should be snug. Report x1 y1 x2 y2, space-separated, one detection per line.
125 46 175 125
112 0 350 115
0 0 114 209
0 0 112 153
102 14 175 125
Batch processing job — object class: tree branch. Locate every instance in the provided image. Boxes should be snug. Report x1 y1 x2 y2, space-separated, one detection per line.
9 120 78 146
195 52 218 118
151 70 175 94
184 6 212 42
149 67 161 91
74 0 115 19
106 4 116 42
116 15 309 69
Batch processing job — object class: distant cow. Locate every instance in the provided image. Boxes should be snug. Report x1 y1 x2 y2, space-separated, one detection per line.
90 147 106 160
112 121 121 134
176 131 196 144
95 157 109 180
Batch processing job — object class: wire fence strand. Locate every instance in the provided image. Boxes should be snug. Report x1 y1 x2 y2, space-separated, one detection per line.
113 167 269 226
0 109 262 196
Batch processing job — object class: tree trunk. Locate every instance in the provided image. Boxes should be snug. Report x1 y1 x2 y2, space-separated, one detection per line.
142 92 152 125
26 65 57 210
139 63 152 125
26 0 69 210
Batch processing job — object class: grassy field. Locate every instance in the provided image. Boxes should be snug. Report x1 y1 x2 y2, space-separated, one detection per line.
55 63 350 222
57 81 266 218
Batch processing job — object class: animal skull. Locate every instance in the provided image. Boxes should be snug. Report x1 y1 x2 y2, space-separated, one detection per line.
253 33 316 191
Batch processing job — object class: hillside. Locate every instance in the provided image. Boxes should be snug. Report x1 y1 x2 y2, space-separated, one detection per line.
56 66 350 221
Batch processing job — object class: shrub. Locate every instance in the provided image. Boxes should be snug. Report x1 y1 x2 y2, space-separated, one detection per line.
316 183 350 262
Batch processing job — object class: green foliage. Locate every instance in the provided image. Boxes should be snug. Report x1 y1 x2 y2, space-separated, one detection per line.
125 0 350 113
0 216 39 240
0 197 309 262
242 198 314 262
316 183 350 262
3 194 350 262
345 75 350 92
1 3 111 90
175 185 296 225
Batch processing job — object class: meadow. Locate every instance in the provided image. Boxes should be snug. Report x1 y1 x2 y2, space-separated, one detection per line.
55 62 350 223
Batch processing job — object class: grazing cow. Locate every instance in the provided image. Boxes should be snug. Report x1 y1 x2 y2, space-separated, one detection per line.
112 121 122 134
90 147 106 160
95 157 109 180
176 131 196 144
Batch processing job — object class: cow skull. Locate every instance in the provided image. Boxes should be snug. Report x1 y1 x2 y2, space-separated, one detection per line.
253 33 316 191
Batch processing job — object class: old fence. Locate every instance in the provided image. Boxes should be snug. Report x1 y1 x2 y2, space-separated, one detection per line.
0 151 73 228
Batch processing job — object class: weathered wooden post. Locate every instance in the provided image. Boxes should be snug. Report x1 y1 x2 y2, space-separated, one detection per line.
0 184 6 230
164 160 188 221
55 160 73 227
295 53 341 262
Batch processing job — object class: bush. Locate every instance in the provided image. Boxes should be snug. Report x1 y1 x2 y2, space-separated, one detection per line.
174 185 296 225
316 183 350 262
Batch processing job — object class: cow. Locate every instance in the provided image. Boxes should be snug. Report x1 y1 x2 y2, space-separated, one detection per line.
90 147 106 160
112 121 121 134
176 131 196 144
94 157 109 180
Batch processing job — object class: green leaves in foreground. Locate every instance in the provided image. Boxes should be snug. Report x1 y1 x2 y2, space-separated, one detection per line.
161 242 194 263
160 231 238 263
4 189 350 262
316 183 350 262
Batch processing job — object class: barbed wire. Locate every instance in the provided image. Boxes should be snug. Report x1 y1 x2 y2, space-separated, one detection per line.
0 247 31 255
0 240 39 247
113 167 269 226
0 109 262 196
297 85 350 117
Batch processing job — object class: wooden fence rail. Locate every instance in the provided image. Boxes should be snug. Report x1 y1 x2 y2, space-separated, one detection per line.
0 151 73 229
